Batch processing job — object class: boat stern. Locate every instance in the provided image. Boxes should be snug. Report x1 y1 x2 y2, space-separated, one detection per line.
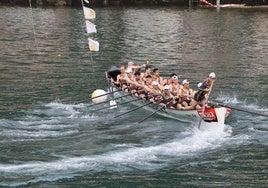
198 107 231 125
215 107 231 125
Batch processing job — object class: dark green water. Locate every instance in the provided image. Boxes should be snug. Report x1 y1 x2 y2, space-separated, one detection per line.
0 6 267 187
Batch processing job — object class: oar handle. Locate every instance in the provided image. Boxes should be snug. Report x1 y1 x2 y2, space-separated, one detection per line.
88 93 132 108
137 97 175 123
138 105 166 124
92 97 142 113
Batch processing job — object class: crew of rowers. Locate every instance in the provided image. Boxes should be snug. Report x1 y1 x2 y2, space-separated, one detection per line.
111 61 216 110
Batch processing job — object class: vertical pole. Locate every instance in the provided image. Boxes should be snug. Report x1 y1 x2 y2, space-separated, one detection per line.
216 0 220 10
189 0 192 9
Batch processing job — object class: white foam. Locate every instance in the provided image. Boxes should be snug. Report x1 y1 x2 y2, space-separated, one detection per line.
0 123 238 187
0 129 78 139
0 124 233 175
215 95 240 104
46 101 85 109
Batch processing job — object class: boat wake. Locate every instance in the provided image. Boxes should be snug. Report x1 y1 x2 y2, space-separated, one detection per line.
215 95 268 113
214 95 268 146
0 99 264 186
0 131 234 186
0 100 236 186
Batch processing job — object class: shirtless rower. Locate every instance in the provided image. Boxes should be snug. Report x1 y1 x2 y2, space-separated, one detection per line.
158 85 175 108
169 73 181 96
112 66 140 92
138 76 160 101
149 80 165 103
152 68 164 85
179 79 195 108
162 73 175 86
127 60 150 74
141 65 152 82
132 71 146 97
111 66 127 86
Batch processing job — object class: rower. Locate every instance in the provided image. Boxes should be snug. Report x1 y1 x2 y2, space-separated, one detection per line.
148 80 162 102
132 71 146 97
152 68 164 86
111 66 127 88
179 79 195 108
136 75 154 100
115 66 139 92
162 73 175 86
169 73 181 96
159 85 176 108
127 61 148 74
141 65 152 82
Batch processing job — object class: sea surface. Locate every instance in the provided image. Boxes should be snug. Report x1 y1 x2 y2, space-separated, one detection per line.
0 5 268 187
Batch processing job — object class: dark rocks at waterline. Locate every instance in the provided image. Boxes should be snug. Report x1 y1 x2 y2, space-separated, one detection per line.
0 0 69 6
0 0 188 6
209 0 268 6
1 0 267 6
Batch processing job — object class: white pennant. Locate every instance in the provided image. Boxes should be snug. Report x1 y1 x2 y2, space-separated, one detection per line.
83 6 95 20
88 38 99 51
85 20 97 33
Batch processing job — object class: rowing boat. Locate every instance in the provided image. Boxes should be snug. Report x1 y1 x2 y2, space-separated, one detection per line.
78 1 232 127
106 66 231 127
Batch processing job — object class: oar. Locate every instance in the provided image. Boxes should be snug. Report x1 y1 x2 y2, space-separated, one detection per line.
75 89 120 104
114 101 153 118
137 97 175 124
138 105 166 124
87 93 133 108
92 97 143 113
209 101 268 117
198 105 205 129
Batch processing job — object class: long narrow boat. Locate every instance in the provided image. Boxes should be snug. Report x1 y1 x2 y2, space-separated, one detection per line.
105 66 231 127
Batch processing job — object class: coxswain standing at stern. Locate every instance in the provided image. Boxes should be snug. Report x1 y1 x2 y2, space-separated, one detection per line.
194 72 216 108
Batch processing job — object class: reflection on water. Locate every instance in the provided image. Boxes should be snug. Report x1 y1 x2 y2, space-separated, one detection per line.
1 7 267 115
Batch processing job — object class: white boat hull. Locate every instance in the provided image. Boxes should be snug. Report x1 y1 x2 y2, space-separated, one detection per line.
111 86 231 127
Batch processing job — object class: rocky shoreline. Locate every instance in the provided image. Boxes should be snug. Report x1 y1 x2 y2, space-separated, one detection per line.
1 0 267 7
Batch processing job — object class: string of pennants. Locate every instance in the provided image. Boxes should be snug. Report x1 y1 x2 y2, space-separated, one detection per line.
82 0 99 51
81 0 213 52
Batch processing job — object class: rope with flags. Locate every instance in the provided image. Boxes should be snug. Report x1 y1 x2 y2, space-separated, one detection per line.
81 0 99 51
81 0 99 88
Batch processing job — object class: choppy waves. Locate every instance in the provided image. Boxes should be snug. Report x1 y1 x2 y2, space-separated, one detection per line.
0 99 239 186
